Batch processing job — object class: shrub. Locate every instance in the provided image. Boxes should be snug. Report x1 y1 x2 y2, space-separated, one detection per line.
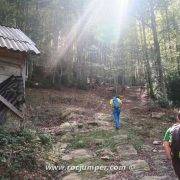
167 73 180 107
0 128 52 177
19 129 36 143
39 133 52 146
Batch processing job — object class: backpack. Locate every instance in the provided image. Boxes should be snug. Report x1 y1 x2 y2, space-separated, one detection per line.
171 125 180 159
113 97 120 109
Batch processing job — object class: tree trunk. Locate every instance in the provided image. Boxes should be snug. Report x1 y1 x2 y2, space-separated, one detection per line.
149 1 167 98
173 13 180 75
141 19 155 98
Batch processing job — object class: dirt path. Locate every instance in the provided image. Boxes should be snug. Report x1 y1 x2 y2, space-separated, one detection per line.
26 87 177 180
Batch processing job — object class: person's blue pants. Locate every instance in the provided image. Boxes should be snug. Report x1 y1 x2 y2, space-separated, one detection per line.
113 108 121 129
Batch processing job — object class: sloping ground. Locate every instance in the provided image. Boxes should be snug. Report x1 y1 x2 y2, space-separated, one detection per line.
23 87 178 180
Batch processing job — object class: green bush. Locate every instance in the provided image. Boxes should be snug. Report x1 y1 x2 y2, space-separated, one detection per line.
167 73 180 107
39 133 52 146
0 128 52 177
156 96 170 108
19 129 36 143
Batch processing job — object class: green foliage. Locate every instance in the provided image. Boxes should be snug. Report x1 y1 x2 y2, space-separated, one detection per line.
39 133 52 146
167 73 180 107
0 128 52 177
156 96 170 108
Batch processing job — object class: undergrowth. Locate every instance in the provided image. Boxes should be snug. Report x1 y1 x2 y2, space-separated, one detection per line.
0 128 52 178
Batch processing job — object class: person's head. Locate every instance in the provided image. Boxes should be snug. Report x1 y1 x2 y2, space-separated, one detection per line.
176 112 180 123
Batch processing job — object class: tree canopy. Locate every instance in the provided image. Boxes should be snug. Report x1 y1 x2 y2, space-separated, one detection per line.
0 0 179 105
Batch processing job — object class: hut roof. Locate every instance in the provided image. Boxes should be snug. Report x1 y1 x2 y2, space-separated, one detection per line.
0 25 40 54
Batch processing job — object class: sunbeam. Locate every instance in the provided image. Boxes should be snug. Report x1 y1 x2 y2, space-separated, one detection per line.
55 0 131 65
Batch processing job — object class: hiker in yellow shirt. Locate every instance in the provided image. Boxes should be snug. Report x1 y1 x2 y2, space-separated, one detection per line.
110 96 122 129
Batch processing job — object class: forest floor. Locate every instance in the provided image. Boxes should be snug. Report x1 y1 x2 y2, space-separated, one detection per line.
24 86 178 180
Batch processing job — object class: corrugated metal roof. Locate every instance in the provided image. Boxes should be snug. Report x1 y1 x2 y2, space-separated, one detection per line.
0 25 40 54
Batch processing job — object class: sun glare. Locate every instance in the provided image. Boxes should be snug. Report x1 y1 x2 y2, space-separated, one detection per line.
95 0 131 44
57 0 131 64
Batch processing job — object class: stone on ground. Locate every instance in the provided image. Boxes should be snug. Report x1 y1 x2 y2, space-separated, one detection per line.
61 133 74 142
94 113 112 122
62 173 82 180
62 149 93 161
100 155 110 160
141 176 171 180
100 148 114 156
153 140 162 145
117 145 137 157
151 112 165 119
52 142 68 155
60 122 77 132
94 139 105 145
141 144 154 152
120 159 150 172
87 120 112 131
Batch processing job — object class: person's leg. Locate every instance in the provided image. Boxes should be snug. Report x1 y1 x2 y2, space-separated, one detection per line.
172 158 180 179
119 110 121 128
113 109 117 127
114 109 120 129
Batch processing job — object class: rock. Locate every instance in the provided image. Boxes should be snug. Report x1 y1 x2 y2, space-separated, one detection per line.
100 155 110 160
87 120 111 129
158 149 165 153
94 139 105 145
52 142 68 154
153 148 158 152
95 113 112 122
101 148 114 156
120 159 150 172
141 144 153 152
61 109 72 119
97 121 111 127
62 173 82 180
117 145 137 157
62 149 93 161
151 112 165 119
153 140 162 145
61 143 68 149
99 174 121 180
60 122 77 132
133 171 145 179
61 133 74 142
87 121 98 126
141 176 171 180
134 126 143 131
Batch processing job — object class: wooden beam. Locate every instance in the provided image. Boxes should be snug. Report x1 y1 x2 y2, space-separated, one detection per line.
0 94 24 119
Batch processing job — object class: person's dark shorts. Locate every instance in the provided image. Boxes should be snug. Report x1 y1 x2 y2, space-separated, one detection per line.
172 158 180 179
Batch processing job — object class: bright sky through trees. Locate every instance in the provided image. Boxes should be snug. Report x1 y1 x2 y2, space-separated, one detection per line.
94 0 131 43
57 0 131 61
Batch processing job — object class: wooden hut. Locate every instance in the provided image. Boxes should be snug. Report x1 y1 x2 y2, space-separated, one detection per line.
0 25 40 128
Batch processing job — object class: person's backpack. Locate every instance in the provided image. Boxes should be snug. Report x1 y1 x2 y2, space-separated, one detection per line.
113 97 120 109
171 125 180 159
